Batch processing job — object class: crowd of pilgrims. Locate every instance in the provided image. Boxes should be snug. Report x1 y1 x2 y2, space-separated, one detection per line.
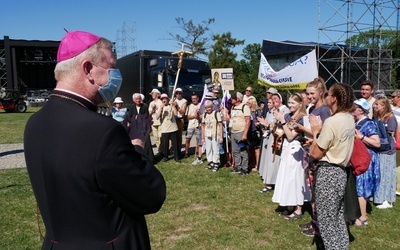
110 78 399 249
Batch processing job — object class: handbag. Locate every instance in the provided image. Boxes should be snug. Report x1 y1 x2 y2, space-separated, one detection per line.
350 137 371 176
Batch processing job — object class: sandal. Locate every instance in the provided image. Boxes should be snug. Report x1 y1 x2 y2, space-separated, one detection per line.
278 208 294 216
354 218 368 227
285 212 302 220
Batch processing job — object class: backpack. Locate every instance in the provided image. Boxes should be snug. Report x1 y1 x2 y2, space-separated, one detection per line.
204 111 219 136
373 117 392 151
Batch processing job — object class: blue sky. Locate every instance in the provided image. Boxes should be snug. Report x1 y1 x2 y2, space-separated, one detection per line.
2 0 324 57
3 1 398 57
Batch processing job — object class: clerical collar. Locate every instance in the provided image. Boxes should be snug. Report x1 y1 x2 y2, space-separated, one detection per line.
50 89 97 111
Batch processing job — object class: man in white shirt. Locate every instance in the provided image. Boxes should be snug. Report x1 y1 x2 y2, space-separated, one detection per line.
360 80 375 118
172 88 187 155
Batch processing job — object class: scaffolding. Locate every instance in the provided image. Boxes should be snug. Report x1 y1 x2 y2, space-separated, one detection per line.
318 0 400 90
0 48 6 88
115 21 137 59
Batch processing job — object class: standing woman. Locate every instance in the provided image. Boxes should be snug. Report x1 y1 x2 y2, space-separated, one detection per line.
272 93 311 219
373 96 397 209
295 77 331 236
157 93 180 162
126 93 153 162
111 97 128 124
352 98 381 226
257 98 274 179
309 83 355 249
257 93 290 192
246 97 262 172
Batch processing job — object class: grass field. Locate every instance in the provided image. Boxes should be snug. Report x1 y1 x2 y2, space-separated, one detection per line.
1 107 400 249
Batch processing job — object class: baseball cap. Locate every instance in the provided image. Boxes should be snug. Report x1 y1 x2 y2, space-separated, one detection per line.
267 87 278 94
354 98 370 114
272 92 282 101
57 30 101 62
175 88 183 92
160 93 169 99
150 89 161 95
113 97 123 103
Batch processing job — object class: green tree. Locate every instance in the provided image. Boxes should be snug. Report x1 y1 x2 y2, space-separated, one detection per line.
240 43 263 100
208 32 244 68
345 29 398 49
168 17 215 58
233 44 264 101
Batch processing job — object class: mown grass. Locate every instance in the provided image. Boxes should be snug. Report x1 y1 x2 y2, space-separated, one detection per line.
1 164 400 249
1 107 400 249
0 107 41 144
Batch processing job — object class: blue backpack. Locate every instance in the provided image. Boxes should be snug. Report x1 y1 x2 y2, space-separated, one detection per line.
373 117 392 151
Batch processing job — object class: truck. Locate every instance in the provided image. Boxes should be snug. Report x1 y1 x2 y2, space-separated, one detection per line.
114 50 211 106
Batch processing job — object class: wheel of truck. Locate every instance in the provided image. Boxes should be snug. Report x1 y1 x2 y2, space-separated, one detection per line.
16 103 27 113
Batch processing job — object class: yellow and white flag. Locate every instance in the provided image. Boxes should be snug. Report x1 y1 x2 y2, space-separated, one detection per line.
258 49 318 90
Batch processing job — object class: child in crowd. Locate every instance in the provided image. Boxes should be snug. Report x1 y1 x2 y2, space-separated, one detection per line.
202 100 223 172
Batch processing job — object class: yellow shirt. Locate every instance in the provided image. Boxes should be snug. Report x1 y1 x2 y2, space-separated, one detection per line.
317 113 355 167
231 103 250 133
149 99 163 126
186 103 201 128
202 111 222 138
160 105 178 133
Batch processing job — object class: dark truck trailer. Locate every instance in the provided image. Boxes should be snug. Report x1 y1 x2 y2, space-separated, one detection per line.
115 50 211 106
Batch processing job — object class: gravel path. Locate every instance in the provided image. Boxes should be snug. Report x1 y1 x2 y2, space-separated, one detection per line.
0 135 193 170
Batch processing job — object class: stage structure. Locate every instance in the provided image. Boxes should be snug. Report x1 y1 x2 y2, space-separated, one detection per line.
318 0 400 91
261 1 400 95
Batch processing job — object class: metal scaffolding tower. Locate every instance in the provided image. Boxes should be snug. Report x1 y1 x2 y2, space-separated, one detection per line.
0 48 6 88
318 0 400 90
116 21 137 59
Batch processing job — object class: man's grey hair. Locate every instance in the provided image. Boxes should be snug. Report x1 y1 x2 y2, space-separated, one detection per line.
235 92 243 101
132 93 142 100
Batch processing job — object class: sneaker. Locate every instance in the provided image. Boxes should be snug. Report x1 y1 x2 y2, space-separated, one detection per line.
376 200 393 209
396 191 400 196
184 153 190 158
212 166 219 172
162 157 168 162
302 228 316 237
192 158 203 165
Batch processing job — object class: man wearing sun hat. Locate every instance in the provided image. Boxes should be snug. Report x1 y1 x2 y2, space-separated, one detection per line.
149 88 163 154
24 30 166 249
172 87 187 154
